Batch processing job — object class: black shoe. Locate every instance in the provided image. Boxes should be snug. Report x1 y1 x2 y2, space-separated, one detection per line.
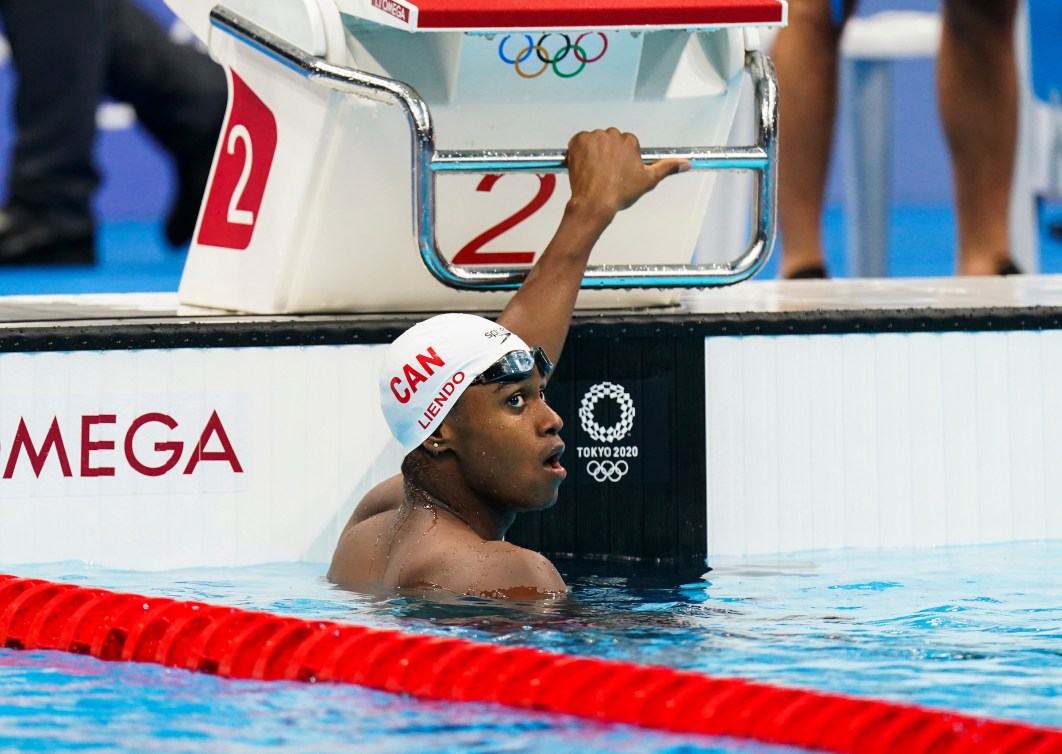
997 258 1022 276
786 264 829 279
164 143 216 248
0 208 95 266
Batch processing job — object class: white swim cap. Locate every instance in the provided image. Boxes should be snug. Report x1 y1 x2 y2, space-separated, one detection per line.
379 313 531 454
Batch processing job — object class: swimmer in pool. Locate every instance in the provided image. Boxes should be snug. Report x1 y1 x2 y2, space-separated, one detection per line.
328 128 688 599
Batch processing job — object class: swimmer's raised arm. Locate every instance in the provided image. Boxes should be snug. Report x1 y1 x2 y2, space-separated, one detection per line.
496 128 688 366
330 129 686 601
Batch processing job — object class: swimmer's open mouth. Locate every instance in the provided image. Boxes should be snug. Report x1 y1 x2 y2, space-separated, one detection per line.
544 446 565 470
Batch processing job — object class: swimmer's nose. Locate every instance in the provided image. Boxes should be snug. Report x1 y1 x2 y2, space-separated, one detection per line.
541 401 563 435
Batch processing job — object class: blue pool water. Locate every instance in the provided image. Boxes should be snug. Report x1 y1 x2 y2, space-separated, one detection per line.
1 542 1060 752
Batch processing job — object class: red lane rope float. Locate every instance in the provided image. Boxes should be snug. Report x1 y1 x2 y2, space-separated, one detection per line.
1 575 1060 754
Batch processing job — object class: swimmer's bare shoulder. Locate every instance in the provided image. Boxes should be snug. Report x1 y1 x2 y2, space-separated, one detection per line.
404 536 568 600
329 477 566 599
343 474 405 528
327 475 404 586
474 542 568 600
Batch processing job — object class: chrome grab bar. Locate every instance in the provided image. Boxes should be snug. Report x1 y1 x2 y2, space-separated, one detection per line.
209 6 778 290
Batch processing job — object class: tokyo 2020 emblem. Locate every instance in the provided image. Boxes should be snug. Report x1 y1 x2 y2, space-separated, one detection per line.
497 33 608 79
577 382 637 483
579 382 635 443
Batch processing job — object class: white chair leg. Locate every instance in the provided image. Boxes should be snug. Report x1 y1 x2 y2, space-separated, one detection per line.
839 11 940 278
841 58 892 278
1010 1 1041 273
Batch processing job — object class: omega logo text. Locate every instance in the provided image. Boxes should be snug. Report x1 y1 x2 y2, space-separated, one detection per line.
0 410 242 480
372 0 410 24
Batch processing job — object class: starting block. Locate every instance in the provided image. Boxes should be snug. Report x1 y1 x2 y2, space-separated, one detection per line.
165 0 786 313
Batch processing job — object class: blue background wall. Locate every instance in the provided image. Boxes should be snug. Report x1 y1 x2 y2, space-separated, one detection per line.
0 0 178 225
8 0 1043 290
0 0 950 228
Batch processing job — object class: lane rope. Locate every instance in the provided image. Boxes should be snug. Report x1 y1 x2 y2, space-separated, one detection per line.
1 574 1059 753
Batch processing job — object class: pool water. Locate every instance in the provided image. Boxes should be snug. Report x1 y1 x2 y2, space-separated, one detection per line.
1 542 1060 752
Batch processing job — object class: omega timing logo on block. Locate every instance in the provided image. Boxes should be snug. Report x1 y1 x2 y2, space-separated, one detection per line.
372 0 411 24
576 382 638 483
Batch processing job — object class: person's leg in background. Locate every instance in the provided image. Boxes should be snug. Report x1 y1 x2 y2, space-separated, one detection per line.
770 0 855 279
105 0 226 248
939 0 1020 275
0 0 226 266
0 0 107 264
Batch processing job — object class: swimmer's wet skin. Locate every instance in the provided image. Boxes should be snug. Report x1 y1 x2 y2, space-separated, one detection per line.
328 128 689 600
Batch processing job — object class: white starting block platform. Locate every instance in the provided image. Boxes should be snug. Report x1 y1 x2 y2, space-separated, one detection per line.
1 278 1061 570
163 0 785 314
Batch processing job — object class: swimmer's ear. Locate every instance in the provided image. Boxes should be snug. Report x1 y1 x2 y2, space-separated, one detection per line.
421 425 453 456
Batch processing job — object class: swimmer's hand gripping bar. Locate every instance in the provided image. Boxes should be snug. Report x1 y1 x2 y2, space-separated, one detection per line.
209 7 777 290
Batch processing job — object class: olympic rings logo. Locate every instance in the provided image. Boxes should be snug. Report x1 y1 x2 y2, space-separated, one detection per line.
579 382 636 443
497 32 608 79
586 460 629 483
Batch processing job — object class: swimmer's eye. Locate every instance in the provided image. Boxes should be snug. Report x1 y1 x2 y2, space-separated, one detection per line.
539 389 548 403
506 393 526 408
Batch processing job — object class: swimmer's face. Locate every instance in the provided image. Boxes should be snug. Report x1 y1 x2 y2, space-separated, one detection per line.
443 369 566 512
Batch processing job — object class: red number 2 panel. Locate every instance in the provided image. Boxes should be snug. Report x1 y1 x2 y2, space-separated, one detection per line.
453 174 556 265
197 72 278 250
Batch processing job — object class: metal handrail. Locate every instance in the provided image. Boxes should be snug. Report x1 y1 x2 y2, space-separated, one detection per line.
209 6 778 290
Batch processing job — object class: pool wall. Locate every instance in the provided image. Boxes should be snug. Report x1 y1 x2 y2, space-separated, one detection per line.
704 331 1062 556
0 343 400 569
1 287 1061 568
0 321 708 568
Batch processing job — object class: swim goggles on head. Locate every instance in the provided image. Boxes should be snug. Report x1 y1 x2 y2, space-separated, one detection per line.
471 347 554 385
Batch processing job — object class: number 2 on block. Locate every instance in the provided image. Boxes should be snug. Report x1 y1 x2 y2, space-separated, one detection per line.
452 174 556 265
226 124 255 226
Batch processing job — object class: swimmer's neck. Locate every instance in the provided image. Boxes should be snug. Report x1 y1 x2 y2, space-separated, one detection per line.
403 475 515 541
